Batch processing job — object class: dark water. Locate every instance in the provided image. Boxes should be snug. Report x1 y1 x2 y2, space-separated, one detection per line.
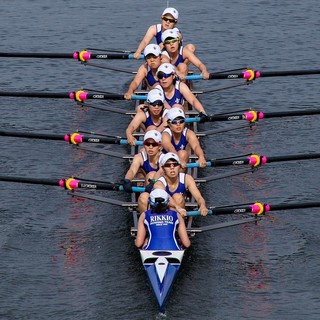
1 0 320 319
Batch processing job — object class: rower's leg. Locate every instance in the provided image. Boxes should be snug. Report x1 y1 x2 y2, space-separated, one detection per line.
138 191 150 214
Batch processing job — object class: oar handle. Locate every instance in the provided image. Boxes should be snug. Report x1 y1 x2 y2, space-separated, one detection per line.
118 186 145 192
186 162 212 168
185 75 204 80
187 210 213 216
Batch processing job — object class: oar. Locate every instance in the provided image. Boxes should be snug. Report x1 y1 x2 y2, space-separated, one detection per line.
0 50 144 61
187 152 320 168
185 108 320 123
185 68 320 81
0 175 145 193
187 201 320 216
0 129 143 146
0 90 145 101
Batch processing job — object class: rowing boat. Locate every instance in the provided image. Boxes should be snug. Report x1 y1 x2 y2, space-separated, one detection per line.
1 49 320 314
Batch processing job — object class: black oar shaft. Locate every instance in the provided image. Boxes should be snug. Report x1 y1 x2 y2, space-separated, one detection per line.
259 69 320 77
0 52 74 58
0 130 65 141
0 175 59 186
0 91 69 98
265 153 320 163
269 202 320 211
263 109 320 118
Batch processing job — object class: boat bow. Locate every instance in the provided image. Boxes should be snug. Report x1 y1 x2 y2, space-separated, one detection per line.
140 250 185 311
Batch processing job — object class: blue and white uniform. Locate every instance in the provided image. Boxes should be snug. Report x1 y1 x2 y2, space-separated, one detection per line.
156 25 180 45
145 65 159 87
162 127 188 151
143 108 168 129
141 150 160 174
157 173 187 197
144 209 181 250
164 80 184 107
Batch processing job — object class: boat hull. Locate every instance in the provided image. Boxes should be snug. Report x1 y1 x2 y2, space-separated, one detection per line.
140 249 185 311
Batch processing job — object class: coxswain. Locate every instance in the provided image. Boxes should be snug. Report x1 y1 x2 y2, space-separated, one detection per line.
135 188 191 250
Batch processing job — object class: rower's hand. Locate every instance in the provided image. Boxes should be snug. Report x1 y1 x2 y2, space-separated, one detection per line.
202 71 210 80
199 205 209 216
127 135 137 146
133 51 141 60
197 157 207 168
177 207 187 217
124 92 132 100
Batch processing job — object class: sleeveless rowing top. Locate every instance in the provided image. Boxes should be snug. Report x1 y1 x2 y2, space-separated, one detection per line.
157 173 187 197
143 108 168 129
144 209 181 250
172 46 184 67
155 25 181 45
141 150 161 174
146 65 159 87
162 127 188 152
164 80 184 107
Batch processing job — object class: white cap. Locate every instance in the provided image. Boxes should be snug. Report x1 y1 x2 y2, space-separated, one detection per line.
161 29 180 43
162 7 179 20
149 188 170 205
156 63 175 76
160 152 181 166
167 107 185 121
143 130 162 143
146 88 165 103
144 44 161 57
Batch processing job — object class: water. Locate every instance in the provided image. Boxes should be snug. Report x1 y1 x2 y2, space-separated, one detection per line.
1 0 320 319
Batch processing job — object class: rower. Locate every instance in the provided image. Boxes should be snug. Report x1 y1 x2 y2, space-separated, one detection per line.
137 153 208 217
124 44 162 100
123 129 163 190
162 107 207 169
125 88 168 146
135 188 190 250
156 63 208 118
133 7 195 60
161 28 210 80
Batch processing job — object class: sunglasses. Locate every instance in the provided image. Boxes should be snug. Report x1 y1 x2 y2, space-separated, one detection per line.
163 38 179 45
148 100 164 107
170 119 185 125
163 162 180 168
157 72 173 80
161 16 177 23
143 141 159 147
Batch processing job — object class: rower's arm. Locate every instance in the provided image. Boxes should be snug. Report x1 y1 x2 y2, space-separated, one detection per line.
183 48 209 79
177 214 191 248
135 212 147 248
180 83 206 114
126 110 146 145
124 65 147 99
187 130 206 166
125 154 143 181
186 175 208 216
134 25 157 59
161 131 177 153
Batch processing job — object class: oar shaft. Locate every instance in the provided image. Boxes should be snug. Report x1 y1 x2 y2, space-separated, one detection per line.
265 153 320 163
262 109 320 118
0 52 74 59
0 130 65 141
0 91 70 98
0 175 59 186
